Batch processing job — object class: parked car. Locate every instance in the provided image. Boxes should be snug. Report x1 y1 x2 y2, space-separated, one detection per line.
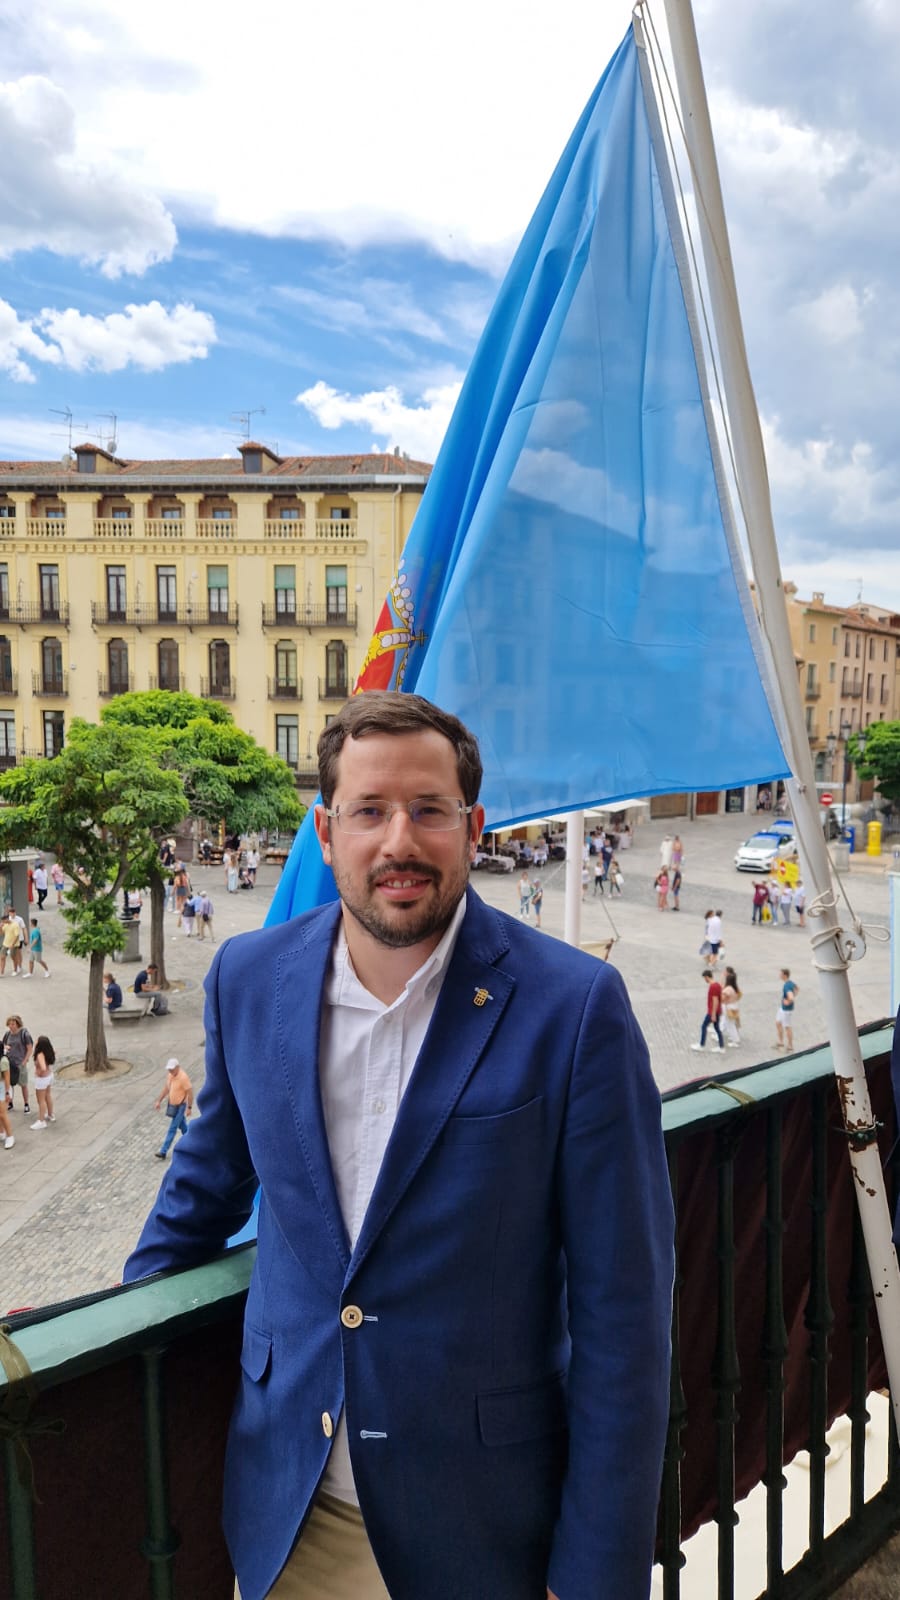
734 830 796 872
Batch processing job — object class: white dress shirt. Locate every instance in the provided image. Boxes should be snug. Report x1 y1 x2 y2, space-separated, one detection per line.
318 895 467 1503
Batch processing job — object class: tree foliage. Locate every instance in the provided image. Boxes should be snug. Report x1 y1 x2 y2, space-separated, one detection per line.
849 721 900 804
0 720 188 1072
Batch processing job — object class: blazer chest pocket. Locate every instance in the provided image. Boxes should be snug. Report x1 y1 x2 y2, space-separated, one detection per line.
240 1322 273 1383
445 1093 545 1148
477 1371 568 1447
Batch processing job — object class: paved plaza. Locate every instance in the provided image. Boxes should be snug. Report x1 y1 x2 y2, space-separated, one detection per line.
1 811 895 1316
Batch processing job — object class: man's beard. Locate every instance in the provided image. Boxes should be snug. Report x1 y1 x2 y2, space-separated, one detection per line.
331 853 469 949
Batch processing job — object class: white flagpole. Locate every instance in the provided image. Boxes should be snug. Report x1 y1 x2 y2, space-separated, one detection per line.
565 812 584 948
653 0 900 1433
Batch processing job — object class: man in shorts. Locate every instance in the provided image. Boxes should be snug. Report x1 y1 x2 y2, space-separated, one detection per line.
774 968 799 1052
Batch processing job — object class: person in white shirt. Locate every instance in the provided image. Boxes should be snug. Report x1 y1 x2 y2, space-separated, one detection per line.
124 691 673 1600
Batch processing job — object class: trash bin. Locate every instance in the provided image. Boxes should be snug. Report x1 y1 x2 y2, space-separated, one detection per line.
842 824 856 853
867 820 882 856
115 914 142 963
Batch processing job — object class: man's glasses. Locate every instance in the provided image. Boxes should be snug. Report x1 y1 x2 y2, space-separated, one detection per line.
324 798 474 835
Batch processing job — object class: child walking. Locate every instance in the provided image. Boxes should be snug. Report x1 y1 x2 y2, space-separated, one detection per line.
31 1034 56 1129
26 918 50 978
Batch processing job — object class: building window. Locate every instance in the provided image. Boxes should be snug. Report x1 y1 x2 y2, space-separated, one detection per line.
832 627 839 645
330 507 351 521
829 661 836 682
212 507 232 521
157 566 177 620
844 635 850 657
161 507 182 521
0 636 11 694
108 638 129 694
869 638 875 660
276 715 298 766
106 565 127 619
0 565 8 618
275 641 297 689
41 637 63 691
275 566 296 619
808 623 816 643
0 711 14 761
43 710 64 758
866 673 873 700
209 639 230 692
884 641 889 662
207 565 229 615
326 640 348 693
326 565 348 620
805 705 814 733
39 565 60 619
279 507 300 521
855 636 861 658
157 638 179 689
111 507 131 522
0 503 14 519
45 508 65 521
805 664 816 694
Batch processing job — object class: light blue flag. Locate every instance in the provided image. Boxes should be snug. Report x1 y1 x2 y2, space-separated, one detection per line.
269 23 788 926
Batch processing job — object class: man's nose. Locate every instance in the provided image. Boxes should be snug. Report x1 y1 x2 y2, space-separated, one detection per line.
382 805 420 850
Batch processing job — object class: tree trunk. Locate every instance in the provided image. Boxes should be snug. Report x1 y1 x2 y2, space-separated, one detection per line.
150 874 168 988
84 948 112 1074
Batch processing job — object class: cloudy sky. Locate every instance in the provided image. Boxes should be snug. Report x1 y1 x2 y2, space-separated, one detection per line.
1 0 898 609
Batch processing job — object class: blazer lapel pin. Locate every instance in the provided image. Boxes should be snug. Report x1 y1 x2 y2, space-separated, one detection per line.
473 987 493 1007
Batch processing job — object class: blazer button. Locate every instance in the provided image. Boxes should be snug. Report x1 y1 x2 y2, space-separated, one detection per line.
322 1412 334 1438
341 1305 363 1329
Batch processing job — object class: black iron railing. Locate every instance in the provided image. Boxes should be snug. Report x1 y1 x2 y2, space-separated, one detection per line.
261 603 357 629
268 678 302 699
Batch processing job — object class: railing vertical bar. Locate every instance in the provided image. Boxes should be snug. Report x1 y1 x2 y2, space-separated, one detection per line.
2 1439 38 1600
805 1082 835 1564
660 1143 687 1600
763 1105 788 1597
140 1347 179 1598
847 1200 871 1524
714 1126 741 1600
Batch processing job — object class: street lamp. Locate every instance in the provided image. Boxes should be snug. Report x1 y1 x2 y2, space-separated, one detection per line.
839 716 852 828
856 727 868 802
825 730 837 782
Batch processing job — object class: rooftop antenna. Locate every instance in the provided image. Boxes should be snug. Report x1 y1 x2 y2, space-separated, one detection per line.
230 408 266 442
49 407 75 459
857 576 864 604
97 412 118 454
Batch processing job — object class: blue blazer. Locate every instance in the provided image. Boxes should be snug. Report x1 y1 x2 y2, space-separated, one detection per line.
125 888 674 1600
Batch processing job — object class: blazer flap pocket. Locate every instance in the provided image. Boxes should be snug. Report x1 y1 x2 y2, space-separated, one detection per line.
240 1322 273 1382
477 1371 567 1446
447 1095 544 1146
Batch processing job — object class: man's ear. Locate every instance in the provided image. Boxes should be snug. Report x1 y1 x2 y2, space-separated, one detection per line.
469 803 486 857
313 803 333 866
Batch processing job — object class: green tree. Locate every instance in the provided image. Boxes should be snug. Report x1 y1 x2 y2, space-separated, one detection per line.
849 721 900 805
0 720 188 1074
101 691 305 970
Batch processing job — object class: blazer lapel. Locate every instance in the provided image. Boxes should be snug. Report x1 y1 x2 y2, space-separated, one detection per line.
349 891 514 1276
274 902 351 1271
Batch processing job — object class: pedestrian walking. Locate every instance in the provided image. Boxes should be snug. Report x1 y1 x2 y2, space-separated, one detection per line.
196 891 215 942
774 969 798 1052
794 879 807 928
0 911 21 977
752 881 768 924
154 1057 193 1160
767 878 780 927
173 863 191 923
517 869 532 916
50 861 65 905
670 865 682 911
530 877 544 929
181 892 198 938
609 858 624 896
593 859 605 897
671 835 684 869
691 969 724 1053
721 966 742 1047
779 882 793 925
25 918 50 977
654 867 669 910
32 861 48 910
30 1034 56 1129
245 846 259 886
704 908 723 966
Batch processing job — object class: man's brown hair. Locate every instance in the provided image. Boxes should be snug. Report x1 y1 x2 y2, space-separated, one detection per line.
317 691 483 808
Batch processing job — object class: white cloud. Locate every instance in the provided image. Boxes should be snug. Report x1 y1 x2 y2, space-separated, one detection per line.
295 380 461 461
798 283 869 343
0 74 176 276
0 297 215 380
763 415 900 533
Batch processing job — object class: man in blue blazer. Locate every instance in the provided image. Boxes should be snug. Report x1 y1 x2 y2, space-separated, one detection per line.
125 692 674 1600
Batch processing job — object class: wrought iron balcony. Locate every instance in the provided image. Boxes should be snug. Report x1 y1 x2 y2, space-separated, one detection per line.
267 678 302 699
7 601 70 627
31 671 68 697
261 603 357 630
1 1029 898 1597
97 673 135 698
805 684 821 699
200 676 237 700
0 670 16 696
318 678 349 700
148 674 186 692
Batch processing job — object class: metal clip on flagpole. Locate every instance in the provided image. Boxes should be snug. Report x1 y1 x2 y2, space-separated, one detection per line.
651 0 900 1441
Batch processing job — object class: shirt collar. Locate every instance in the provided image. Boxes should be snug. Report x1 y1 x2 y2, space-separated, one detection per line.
327 893 468 1014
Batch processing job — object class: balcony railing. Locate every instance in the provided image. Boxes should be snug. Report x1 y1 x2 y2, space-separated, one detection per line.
0 670 16 696
194 518 235 540
25 518 67 538
97 673 135 698
92 518 134 538
143 517 185 538
843 685 863 698
261 602 357 629
188 604 239 629
148 674 185 692
31 671 68 697
91 602 141 626
268 678 303 699
805 684 821 699
319 677 349 700
264 517 306 539
314 517 358 539
200 676 236 700
1 1030 898 1598
6 601 70 627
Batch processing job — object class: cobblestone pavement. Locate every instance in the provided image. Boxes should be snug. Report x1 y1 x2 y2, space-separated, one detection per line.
1 814 894 1314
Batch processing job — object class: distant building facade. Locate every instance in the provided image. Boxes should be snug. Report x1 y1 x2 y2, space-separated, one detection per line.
0 443 431 790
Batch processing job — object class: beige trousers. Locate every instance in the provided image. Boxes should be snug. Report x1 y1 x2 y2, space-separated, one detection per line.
236 1493 392 1600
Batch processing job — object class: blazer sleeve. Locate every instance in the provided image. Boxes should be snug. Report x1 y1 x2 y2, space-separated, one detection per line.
123 943 259 1282
547 963 674 1600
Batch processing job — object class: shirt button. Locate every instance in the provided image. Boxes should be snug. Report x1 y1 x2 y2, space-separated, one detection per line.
373 1099 386 1115
321 1412 333 1438
341 1305 363 1329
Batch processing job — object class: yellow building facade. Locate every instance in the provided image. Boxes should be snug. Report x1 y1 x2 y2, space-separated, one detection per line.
0 442 431 790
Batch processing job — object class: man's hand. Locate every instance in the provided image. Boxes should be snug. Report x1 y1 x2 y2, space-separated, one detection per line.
547 1591 560 1599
